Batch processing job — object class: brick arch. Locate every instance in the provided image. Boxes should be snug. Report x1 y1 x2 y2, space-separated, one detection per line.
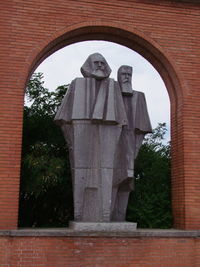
11 20 187 232
1 1 200 264
27 21 183 102
24 22 186 228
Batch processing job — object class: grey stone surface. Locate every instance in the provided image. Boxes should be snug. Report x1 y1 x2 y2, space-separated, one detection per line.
111 65 152 221
54 55 152 225
117 65 133 96
1 229 200 238
69 221 137 231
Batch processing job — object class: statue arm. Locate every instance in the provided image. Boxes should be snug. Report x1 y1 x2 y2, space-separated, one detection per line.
134 92 152 159
135 92 152 134
134 133 145 159
54 80 75 126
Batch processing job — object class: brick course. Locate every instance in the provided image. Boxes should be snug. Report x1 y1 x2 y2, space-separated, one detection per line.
0 235 199 266
1 0 200 230
0 0 200 265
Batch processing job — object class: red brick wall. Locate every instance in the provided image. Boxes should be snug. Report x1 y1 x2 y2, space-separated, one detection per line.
0 235 199 266
0 0 200 231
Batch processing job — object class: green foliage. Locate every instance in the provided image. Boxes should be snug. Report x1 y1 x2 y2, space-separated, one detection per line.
126 123 172 228
19 72 172 228
19 73 73 227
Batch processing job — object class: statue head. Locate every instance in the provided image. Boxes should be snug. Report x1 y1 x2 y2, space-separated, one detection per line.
117 65 133 96
81 53 111 80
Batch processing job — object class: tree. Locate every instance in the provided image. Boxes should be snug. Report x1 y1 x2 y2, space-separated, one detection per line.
19 73 73 227
126 123 172 228
19 73 172 228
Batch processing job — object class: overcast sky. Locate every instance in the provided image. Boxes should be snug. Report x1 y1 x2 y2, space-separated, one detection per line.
35 40 170 141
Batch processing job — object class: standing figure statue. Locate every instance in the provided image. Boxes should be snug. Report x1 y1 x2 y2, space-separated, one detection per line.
111 65 152 221
54 53 128 222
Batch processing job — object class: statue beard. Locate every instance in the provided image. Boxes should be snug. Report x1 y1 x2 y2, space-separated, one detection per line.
121 82 133 96
92 69 106 79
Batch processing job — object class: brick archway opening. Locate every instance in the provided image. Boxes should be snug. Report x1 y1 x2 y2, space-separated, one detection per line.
25 24 184 229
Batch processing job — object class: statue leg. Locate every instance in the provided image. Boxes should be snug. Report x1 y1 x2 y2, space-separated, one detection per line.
99 125 122 222
61 124 85 220
82 168 102 222
112 178 134 221
101 169 113 222
73 169 86 221
72 122 105 222
111 185 118 219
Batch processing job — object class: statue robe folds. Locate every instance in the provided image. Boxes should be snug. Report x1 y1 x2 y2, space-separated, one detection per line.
111 90 152 221
54 77 127 222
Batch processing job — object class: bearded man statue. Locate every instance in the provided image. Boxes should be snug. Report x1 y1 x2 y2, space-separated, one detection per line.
111 65 152 221
54 53 127 223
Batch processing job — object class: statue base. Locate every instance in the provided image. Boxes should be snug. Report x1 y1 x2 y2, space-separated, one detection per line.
69 221 137 232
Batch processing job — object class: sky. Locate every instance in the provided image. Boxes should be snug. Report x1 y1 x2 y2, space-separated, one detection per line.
35 40 170 141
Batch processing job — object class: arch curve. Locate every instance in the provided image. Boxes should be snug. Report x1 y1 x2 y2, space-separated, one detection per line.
26 21 183 106
25 21 186 228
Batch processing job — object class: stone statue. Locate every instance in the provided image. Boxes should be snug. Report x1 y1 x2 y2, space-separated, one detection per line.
111 65 152 221
54 53 128 222
54 56 152 226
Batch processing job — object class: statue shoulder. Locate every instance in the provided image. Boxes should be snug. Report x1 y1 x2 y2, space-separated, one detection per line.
71 77 85 85
72 77 96 87
73 77 85 81
133 90 147 102
133 90 145 96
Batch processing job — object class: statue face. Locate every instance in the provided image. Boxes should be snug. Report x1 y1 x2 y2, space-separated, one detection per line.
92 54 107 78
81 53 111 79
118 65 133 96
94 60 105 70
118 66 132 85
